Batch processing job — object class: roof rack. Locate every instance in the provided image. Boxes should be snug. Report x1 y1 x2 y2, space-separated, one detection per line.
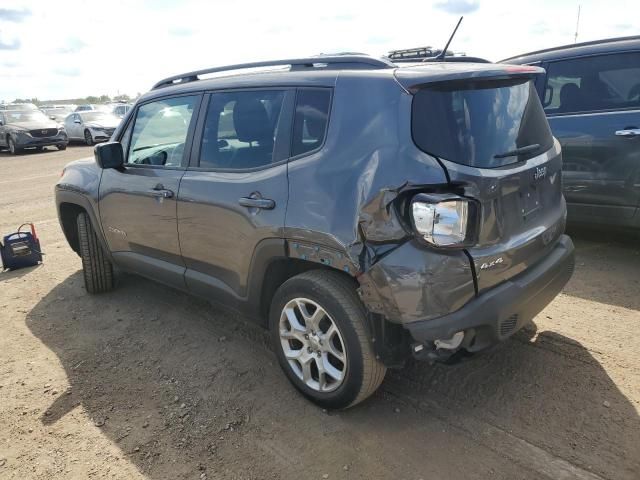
388 46 441 60
500 34 640 62
152 55 395 89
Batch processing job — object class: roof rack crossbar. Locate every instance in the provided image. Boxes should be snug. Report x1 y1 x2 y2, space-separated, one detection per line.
152 55 395 89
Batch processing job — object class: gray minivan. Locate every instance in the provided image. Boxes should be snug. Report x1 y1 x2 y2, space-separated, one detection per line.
503 36 640 231
56 55 575 408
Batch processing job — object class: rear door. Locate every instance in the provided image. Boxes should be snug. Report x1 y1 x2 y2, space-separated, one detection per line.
408 72 564 292
541 52 640 223
98 94 201 288
177 89 293 305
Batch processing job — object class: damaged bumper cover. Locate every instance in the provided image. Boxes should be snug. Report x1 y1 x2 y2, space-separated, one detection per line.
405 235 574 356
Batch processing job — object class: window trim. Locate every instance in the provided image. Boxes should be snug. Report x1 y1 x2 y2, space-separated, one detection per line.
188 87 295 173
542 50 640 117
115 92 204 170
288 87 333 162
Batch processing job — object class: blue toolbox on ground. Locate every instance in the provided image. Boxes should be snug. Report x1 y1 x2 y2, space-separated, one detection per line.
0 223 43 271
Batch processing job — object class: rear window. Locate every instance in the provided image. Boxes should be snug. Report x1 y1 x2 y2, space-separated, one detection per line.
412 79 553 168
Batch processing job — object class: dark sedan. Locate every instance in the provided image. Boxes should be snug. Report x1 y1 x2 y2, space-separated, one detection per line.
0 110 68 154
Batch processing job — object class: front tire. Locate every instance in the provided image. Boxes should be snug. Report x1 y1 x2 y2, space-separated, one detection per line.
8 137 21 155
270 270 386 409
76 212 114 293
84 129 93 146
57 144 67 151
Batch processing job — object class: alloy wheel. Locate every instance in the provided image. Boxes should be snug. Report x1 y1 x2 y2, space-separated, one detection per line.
279 297 347 392
84 130 93 146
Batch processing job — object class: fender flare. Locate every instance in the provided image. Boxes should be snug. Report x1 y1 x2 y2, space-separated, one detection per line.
55 187 112 260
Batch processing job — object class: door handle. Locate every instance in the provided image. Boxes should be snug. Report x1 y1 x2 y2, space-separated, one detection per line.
615 128 640 137
150 184 174 198
238 196 275 210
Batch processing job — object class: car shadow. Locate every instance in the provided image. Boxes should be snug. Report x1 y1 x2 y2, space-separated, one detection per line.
563 226 640 311
26 272 639 479
0 263 43 282
386 322 640 479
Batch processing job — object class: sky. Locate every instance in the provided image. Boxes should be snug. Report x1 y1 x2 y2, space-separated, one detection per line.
0 0 638 102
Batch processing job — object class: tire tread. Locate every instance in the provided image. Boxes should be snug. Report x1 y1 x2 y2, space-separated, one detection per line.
76 212 114 293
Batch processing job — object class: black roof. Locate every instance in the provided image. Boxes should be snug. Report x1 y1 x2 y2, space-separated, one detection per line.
500 35 640 64
138 54 528 104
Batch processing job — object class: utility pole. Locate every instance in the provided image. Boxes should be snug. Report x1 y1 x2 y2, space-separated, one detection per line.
574 5 581 43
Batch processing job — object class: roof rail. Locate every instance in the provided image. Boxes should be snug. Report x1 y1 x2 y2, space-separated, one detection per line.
152 55 395 89
500 34 640 62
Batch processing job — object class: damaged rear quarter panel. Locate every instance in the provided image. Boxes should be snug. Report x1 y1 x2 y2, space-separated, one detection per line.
285 72 475 323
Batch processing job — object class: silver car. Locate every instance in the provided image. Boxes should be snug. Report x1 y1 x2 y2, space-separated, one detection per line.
64 111 121 145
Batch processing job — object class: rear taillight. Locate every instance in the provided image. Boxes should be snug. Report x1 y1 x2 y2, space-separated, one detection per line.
410 193 477 248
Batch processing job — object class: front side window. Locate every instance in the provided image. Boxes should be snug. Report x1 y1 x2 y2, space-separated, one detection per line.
291 88 331 157
199 90 285 170
544 53 640 115
127 95 198 167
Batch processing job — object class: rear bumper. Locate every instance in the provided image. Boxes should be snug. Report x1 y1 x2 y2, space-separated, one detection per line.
405 234 575 357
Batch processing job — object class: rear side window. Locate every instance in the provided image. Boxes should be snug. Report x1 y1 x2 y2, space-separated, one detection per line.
412 79 553 168
543 52 640 115
291 88 331 157
199 90 285 170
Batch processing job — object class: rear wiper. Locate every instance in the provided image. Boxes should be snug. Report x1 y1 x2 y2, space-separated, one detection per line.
494 144 541 159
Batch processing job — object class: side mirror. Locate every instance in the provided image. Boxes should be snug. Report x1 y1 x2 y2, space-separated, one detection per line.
50 115 56 120
74 119 81 124
94 142 124 169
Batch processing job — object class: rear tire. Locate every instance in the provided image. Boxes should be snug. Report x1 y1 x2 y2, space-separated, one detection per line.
270 270 386 409
76 212 114 293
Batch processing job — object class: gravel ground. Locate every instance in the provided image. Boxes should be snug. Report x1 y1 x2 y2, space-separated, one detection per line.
0 145 638 480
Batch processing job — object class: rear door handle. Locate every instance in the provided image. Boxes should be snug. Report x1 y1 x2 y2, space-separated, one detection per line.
238 196 275 210
615 128 640 137
150 184 174 198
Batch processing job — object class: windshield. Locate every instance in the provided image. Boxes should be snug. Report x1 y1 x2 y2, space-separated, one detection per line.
4 111 51 123
412 79 553 168
9 103 38 111
80 112 118 122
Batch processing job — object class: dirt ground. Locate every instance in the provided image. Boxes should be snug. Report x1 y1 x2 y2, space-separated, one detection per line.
0 145 638 480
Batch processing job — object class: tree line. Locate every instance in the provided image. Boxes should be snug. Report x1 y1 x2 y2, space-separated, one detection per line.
9 93 139 105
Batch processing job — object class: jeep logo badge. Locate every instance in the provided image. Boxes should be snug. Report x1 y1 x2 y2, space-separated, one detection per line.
534 166 547 181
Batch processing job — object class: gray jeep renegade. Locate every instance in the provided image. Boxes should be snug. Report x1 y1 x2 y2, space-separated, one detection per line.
55 55 575 409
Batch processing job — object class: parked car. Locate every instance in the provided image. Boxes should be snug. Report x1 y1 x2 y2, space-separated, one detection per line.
74 104 105 112
0 102 38 111
502 35 640 231
109 103 132 118
64 111 120 145
55 54 574 408
0 110 68 153
42 106 74 125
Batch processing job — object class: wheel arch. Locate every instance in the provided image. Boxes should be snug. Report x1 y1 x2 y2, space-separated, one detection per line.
56 189 111 259
246 239 360 327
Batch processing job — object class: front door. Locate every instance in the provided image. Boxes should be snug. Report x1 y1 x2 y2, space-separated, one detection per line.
542 52 640 223
177 89 293 307
99 94 201 288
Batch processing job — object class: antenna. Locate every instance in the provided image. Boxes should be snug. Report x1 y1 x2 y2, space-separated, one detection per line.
574 5 581 43
436 16 464 61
